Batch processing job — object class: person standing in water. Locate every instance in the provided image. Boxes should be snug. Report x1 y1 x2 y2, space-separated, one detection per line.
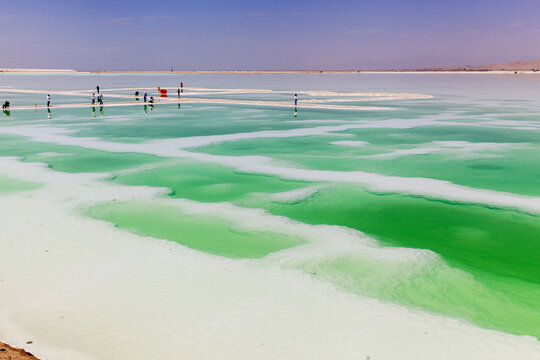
294 93 298 106
96 86 100 94
180 82 183 93
177 88 180 98
143 93 147 103
91 93 95 105
47 94 51 107
2 100 10 117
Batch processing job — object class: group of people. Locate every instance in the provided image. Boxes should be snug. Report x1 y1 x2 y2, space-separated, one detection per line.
91 93 104 105
137 92 154 103
138 82 183 103
42 89 103 108
3 83 191 117
135 92 155 113
91 85 103 105
6 84 297 119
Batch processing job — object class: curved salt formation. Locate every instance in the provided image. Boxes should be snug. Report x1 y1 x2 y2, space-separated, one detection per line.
0 86 433 112
1 125 540 214
2 99 391 112
359 141 526 159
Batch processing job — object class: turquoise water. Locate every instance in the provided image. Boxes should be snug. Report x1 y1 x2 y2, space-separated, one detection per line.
1 73 539 340
0 174 40 194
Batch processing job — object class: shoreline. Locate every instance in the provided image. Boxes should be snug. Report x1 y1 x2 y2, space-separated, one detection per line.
0 69 77 73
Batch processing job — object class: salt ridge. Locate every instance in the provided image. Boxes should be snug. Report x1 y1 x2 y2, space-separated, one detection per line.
2 125 540 214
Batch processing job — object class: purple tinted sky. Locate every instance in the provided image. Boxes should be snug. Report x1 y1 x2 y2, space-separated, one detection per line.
1 0 539 70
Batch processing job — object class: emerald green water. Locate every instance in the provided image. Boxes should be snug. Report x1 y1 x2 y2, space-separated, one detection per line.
0 135 160 173
258 186 540 282
1 73 540 341
298 252 540 339
255 185 540 337
87 200 304 258
194 125 540 196
112 159 310 202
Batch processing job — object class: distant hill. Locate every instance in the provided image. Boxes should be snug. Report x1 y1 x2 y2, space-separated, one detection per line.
475 59 540 71
413 59 540 72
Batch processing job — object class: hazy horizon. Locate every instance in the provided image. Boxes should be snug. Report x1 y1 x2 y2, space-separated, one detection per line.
1 0 540 70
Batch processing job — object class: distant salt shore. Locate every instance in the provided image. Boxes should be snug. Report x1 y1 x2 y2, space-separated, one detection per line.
2 68 540 74
0 68 78 73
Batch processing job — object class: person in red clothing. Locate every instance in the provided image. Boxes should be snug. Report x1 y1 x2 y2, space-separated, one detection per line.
157 87 168 97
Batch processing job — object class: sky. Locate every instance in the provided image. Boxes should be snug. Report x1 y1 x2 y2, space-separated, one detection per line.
1 0 540 70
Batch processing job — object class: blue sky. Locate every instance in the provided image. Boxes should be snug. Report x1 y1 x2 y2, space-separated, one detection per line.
1 0 539 70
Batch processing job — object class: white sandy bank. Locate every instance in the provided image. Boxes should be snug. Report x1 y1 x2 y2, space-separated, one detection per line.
0 157 539 360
